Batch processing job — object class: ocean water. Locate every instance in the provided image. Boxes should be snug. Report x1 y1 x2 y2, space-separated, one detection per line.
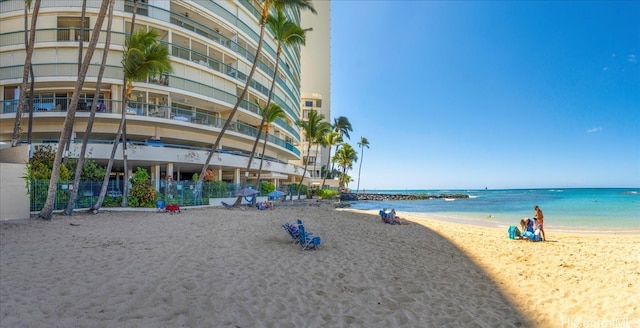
346 188 640 231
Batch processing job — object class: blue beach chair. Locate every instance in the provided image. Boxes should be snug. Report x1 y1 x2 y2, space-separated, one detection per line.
296 220 321 250
282 222 300 243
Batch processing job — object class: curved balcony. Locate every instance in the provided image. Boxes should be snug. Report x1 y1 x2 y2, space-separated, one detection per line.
0 28 300 120
0 61 301 141
1 98 301 157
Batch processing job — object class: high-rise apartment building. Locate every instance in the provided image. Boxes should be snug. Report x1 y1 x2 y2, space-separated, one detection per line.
0 0 327 195
299 0 334 186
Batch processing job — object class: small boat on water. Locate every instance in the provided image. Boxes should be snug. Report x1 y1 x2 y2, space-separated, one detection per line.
443 198 455 201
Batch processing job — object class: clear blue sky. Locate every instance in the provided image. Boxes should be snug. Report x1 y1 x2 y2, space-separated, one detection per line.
329 1 640 190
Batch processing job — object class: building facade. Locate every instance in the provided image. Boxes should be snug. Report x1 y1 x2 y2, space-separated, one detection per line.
0 0 326 195
298 0 335 188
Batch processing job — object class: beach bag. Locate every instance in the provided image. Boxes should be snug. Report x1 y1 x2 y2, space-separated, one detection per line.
508 226 520 239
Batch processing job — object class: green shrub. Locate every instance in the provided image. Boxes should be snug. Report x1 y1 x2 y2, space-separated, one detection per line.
203 180 227 198
31 162 52 181
260 181 275 194
287 183 306 197
128 168 157 207
102 195 120 207
315 189 338 200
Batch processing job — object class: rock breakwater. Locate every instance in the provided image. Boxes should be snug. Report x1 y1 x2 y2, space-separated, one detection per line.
340 193 470 201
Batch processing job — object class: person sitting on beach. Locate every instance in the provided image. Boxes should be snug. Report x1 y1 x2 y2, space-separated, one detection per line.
534 205 545 241
379 208 389 222
257 201 273 210
388 209 405 225
520 218 542 242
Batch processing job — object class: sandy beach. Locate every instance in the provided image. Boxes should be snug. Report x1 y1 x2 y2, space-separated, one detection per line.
1 202 638 328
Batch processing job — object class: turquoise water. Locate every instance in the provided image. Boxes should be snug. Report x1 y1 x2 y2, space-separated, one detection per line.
347 188 640 230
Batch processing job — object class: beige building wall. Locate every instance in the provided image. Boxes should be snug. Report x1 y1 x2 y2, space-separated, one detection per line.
300 0 331 168
0 146 30 220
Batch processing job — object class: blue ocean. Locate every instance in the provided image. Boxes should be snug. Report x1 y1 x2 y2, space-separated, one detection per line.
346 188 640 231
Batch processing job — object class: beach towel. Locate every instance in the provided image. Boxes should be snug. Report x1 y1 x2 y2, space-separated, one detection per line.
522 231 542 242
508 226 520 239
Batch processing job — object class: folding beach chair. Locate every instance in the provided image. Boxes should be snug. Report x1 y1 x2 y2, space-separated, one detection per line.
297 222 321 250
282 222 300 243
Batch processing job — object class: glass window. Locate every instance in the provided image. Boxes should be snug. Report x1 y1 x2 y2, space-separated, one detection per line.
304 100 313 107
57 17 89 41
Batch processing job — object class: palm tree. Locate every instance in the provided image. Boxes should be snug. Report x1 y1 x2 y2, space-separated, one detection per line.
119 0 139 207
62 0 88 165
92 28 172 211
234 10 308 206
254 103 286 203
24 0 36 154
333 116 353 140
195 0 316 197
38 0 111 220
320 130 341 189
11 0 41 148
332 143 357 191
329 116 353 174
356 136 369 194
296 109 331 199
64 0 116 216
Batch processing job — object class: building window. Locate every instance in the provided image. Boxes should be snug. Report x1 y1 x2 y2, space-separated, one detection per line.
304 156 316 165
57 17 90 41
304 100 313 107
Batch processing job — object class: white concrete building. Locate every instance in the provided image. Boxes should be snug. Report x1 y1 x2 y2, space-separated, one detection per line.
0 1 330 191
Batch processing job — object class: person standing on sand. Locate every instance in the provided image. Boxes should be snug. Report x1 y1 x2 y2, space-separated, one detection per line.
534 205 545 241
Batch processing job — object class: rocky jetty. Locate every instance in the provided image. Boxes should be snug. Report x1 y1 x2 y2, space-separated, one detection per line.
340 193 470 201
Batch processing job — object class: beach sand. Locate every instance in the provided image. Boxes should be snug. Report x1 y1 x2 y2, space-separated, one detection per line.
1 202 638 327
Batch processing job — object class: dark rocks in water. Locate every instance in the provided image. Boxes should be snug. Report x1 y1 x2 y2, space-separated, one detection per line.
340 192 469 201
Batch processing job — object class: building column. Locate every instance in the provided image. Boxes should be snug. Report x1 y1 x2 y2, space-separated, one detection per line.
166 163 174 179
153 165 160 191
110 84 119 113
234 168 241 184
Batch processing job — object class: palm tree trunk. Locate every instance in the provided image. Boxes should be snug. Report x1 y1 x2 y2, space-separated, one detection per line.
12 0 40 147
24 1 34 153
26 63 34 153
119 0 138 207
255 130 270 198
321 147 332 188
38 0 110 220
233 116 266 207
92 116 125 212
63 0 88 165
312 143 320 180
356 147 364 193
234 45 283 206
120 109 129 207
297 143 312 199
196 0 272 198
65 0 115 216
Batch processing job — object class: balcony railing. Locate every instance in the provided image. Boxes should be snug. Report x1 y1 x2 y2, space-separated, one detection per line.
1 97 301 157
0 28 299 121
